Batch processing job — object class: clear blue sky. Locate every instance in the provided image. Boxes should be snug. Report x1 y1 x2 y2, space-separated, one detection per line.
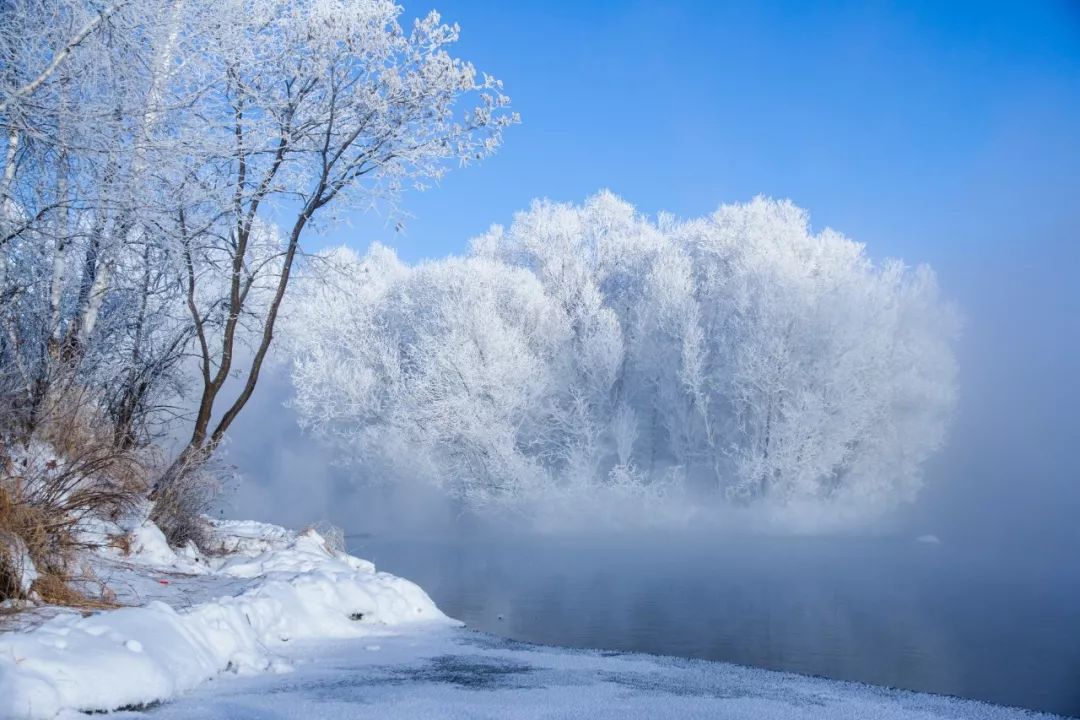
329 1 1078 273
247 1 1080 545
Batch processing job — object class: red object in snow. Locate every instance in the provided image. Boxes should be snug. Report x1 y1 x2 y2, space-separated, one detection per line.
158 580 170 585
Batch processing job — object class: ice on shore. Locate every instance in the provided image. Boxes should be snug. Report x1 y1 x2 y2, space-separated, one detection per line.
0 518 1063 720
115 625 1063 720
0 520 451 719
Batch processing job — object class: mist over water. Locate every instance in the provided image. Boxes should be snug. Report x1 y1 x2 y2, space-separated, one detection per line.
223 380 1080 716
351 531 1080 717
220 243 1080 716
219 231 1080 713
225 303 1080 556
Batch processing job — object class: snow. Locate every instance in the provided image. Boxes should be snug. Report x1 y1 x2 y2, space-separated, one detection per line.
0 518 1064 719
0 520 451 719
109 628 1062 720
126 520 186 568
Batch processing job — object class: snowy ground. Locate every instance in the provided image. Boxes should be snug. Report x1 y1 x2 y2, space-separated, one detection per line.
113 628 1061 720
0 517 1066 720
0 519 450 718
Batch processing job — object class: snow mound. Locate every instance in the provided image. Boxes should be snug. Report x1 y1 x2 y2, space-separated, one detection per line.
0 520 453 719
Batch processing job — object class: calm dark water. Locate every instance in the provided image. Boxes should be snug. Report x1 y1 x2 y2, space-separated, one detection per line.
351 533 1080 717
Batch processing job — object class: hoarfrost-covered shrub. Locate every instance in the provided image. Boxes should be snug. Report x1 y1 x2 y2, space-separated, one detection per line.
286 193 958 527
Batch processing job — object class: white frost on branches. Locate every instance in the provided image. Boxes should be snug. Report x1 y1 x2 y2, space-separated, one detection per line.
285 193 959 526
0 0 514 459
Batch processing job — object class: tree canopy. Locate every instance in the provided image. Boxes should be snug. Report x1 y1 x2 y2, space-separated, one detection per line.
285 193 958 524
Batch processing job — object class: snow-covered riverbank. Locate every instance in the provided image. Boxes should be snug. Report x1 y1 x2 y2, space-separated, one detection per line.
0 519 1066 720
0 520 451 718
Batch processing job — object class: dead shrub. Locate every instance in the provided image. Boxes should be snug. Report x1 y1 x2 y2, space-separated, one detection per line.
32 384 148 493
150 453 232 551
0 421 141 604
33 384 108 460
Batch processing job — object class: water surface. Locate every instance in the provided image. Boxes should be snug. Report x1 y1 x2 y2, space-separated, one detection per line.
352 533 1080 717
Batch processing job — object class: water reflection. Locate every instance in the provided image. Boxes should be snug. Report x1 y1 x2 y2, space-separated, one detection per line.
352 533 1080 717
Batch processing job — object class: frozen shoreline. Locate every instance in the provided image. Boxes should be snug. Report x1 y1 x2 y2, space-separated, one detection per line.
0 519 452 718
113 627 1066 720
0 519 1066 719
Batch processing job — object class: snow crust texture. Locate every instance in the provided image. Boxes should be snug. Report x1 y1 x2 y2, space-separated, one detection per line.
114 629 1065 720
0 520 450 718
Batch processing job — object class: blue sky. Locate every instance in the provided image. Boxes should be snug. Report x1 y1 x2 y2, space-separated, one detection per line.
245 1 1080 544
328 0 1078 274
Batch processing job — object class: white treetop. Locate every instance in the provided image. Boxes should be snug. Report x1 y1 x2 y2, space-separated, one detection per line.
286 193 958 524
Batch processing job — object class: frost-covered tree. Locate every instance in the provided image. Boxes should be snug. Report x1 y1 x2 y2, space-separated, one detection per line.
0 0 188 430
168 0 514 479
286 193 958 523
287 246 565 505
0 0 514 485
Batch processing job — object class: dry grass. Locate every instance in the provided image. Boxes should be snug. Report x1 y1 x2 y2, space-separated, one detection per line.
108 533 133 556
0 485 51 601
0 393 142 605
32 384 149 496
150 452 233 552
32 570 119 610
0 383 237 611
